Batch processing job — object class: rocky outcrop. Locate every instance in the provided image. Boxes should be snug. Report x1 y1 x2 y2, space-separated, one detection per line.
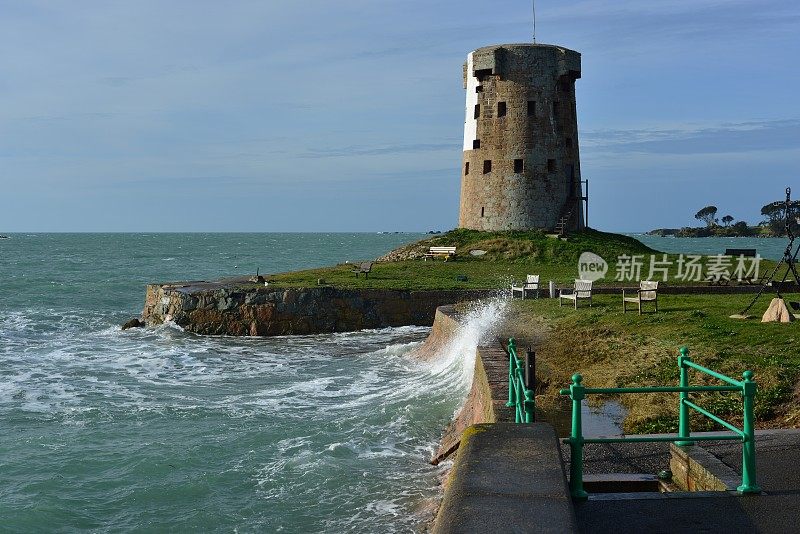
142 279 495 336
121 318 144 330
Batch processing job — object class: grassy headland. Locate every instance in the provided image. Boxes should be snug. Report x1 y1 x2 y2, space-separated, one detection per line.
266 228 774 290
501 294 799 433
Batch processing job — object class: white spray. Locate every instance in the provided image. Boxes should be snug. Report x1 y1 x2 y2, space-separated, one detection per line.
418 297 509 409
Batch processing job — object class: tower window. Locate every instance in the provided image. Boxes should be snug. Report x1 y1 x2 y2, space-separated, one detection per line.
565 137 573 149
547 159 556 172
475 85 483 93
514 159 524 173
473 139 481 149
464 162 469 175
527 101 536 116
483 160 492 174
481 207 485 217
553 101 560 115
497 101 507 118
474 104 480 119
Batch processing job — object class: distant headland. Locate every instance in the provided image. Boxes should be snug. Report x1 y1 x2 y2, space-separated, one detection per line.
649 198 799 237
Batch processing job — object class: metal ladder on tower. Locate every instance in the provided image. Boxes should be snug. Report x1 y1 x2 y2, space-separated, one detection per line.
555 199 577 237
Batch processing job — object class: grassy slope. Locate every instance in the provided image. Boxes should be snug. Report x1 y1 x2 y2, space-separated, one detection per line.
267 228 774 290
504 294 800 432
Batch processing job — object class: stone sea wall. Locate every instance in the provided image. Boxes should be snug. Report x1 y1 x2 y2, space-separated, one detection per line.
142 281 495 336
422 306 513 465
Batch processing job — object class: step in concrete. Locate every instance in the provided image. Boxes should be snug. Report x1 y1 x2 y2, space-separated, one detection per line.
583 473 660 493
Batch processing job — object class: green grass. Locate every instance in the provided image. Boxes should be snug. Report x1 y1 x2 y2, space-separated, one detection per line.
268 259 579 290
263 228 775 290
387 227 656 264
505 294 800 432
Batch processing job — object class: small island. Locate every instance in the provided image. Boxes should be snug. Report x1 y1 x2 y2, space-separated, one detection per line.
649 198 800 237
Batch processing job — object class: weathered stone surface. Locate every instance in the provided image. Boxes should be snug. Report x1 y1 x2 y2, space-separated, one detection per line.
669 443 740 492
142 280 495 336
459 44 584 232
427 306 514 464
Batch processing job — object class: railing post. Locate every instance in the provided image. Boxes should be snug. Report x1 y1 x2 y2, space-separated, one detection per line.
738 370 761 494
568 373 588 500
675 347 695 446
524 348 536 423
506 338 516 408
524 349 535 390
524 389 535 423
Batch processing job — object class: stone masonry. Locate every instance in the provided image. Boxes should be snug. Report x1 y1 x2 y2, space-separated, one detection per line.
458 44 584 232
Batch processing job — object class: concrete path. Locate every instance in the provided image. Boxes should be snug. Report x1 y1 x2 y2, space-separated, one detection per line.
433 423 577 534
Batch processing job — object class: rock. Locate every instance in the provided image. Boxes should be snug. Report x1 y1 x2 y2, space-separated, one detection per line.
141 282 495 336
121 318 144 330
469 249 487 256
762 298 795 323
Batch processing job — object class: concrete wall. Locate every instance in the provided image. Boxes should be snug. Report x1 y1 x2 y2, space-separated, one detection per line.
459 43 583 232
432 424 577 534
427 306 513 465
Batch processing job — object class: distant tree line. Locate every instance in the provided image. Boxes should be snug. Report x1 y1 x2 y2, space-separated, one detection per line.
688 199 800 237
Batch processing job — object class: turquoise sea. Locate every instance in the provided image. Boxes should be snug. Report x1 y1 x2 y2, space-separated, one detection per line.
631 234 790 261
1 232 791 532
0 233 510 532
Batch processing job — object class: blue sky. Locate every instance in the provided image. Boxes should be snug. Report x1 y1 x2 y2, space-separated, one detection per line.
1 0 798 232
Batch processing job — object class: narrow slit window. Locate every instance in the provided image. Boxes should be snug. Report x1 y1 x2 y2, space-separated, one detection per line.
565 137 573 149
474 104 480 119
547 159 556 172
483 160 492 174
527 100 536 117
481 207 485 217
514 159 524 173
464 162 469 175
552 101 560 115
497 101 507 118
473 139 481 149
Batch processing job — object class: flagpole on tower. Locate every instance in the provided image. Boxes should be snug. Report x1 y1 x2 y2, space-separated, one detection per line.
532 0 537 43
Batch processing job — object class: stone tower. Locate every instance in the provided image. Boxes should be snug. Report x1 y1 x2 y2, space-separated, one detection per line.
458 44 585 232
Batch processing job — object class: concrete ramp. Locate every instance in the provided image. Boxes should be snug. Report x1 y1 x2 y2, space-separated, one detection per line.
433 423 577 534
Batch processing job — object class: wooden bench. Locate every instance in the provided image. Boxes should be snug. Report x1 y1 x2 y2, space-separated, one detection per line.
559 279 593 309
623 281 659 314
511 274 540 299
424 246 457 261
351 261 373 278
725 248 757 257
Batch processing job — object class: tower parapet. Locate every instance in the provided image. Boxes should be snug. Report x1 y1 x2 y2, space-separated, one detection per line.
458 44 584 232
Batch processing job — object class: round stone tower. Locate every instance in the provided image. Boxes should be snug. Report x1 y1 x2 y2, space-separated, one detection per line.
458 43 585 232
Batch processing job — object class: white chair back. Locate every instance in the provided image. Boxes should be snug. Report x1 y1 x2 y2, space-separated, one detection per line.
640 281 658 300
574 279 593 297
526 274 540 287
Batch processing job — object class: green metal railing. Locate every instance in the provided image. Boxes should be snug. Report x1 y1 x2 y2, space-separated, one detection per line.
559 346 761 500
506 338 535 423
